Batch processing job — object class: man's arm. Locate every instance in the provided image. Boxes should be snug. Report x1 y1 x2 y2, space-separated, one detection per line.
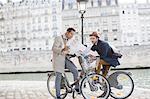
91 45 96 51
52 36 63 54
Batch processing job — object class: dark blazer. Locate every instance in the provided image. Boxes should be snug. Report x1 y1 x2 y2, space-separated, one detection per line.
91 40 120 67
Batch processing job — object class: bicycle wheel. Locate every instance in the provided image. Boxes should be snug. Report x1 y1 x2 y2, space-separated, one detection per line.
47 72 68 99
80 73 110 99
108 71 134 99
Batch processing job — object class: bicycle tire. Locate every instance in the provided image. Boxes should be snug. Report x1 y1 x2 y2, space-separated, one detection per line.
108 71 134 99
80 73 111 99
47 72 68 99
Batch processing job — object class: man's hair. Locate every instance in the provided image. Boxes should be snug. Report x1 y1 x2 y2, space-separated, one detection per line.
67 28 76 32
89 32 99 38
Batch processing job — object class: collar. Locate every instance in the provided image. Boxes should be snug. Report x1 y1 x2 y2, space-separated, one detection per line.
62 34 68 41
94 40 99 45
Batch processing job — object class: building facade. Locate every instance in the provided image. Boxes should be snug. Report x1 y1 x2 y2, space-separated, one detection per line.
119 4 140 46
62 0 121 46
0 0 150 52
0 0 62 52
138 3 150 45
119 2 150 46
62 0 150 46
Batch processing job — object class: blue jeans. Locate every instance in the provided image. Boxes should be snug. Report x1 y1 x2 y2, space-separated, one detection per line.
55 58 79 98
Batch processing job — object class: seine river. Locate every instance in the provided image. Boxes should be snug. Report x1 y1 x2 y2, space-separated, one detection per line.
0 69 150 89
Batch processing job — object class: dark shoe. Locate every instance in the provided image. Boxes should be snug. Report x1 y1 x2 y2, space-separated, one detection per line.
56 96 61 99
98 84 107 98
75 89 80 94
115 84 123 89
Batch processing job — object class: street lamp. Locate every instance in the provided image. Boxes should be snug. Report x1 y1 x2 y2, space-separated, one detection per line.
77 0 88 44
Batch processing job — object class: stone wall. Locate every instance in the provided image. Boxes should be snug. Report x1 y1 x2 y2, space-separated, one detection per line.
118 45 150 68
0 45 150 73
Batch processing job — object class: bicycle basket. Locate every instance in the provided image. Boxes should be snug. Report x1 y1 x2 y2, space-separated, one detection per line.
85 55 97 64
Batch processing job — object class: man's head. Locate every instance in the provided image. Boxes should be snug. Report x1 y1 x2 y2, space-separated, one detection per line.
65 28 76 39
89 32 99 44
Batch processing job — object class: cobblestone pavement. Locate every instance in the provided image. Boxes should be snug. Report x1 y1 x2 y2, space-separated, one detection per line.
0 81 150 99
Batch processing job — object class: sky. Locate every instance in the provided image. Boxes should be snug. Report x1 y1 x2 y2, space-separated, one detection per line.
0 0 150 4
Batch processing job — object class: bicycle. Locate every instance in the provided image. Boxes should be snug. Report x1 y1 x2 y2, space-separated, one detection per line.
47 54 134 99
47 55 111 99
85 54 134 99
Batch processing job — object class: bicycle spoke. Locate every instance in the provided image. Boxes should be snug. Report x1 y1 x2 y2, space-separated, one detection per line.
80 73 110 99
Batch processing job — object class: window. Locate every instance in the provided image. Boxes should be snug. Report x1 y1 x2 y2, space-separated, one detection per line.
46 47 49 50
27 48 30 50
114 38 117 41
88 23 93 27
45 9 48 14
91 0 93 7
22 48 26 50
53 31 57 37
122 10 125 14
32 18 35 24
83 23 86 28
44 24 49 31
52 1 56 6
97 0 101 6
14 48 19 51
52 8 56 14
94 22 99 27
112 29 118 32
103 29 108 32
38 25 42 31
45 17 48 22
27 23 31 30
45 40 49 45
103 21 107 23
38 17 41 23
52 23 57 29
68 2 73 9
104 34 108 41
32 26 35 32
52 15 57 21
28 40 30 44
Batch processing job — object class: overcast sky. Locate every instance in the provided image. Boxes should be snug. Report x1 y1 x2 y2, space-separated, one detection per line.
0 0 150 4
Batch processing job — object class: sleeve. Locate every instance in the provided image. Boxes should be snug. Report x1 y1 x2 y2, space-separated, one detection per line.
52 37 63 54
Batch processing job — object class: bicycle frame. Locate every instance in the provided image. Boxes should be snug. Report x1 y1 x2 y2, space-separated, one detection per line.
60 60 97 93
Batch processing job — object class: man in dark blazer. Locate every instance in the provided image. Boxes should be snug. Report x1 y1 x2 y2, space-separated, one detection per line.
89 32 120 77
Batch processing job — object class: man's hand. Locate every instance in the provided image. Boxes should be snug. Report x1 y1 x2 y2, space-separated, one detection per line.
62 50 70 55
62 46 70 52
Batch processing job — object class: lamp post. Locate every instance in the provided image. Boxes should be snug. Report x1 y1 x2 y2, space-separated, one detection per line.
77 0 88 44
